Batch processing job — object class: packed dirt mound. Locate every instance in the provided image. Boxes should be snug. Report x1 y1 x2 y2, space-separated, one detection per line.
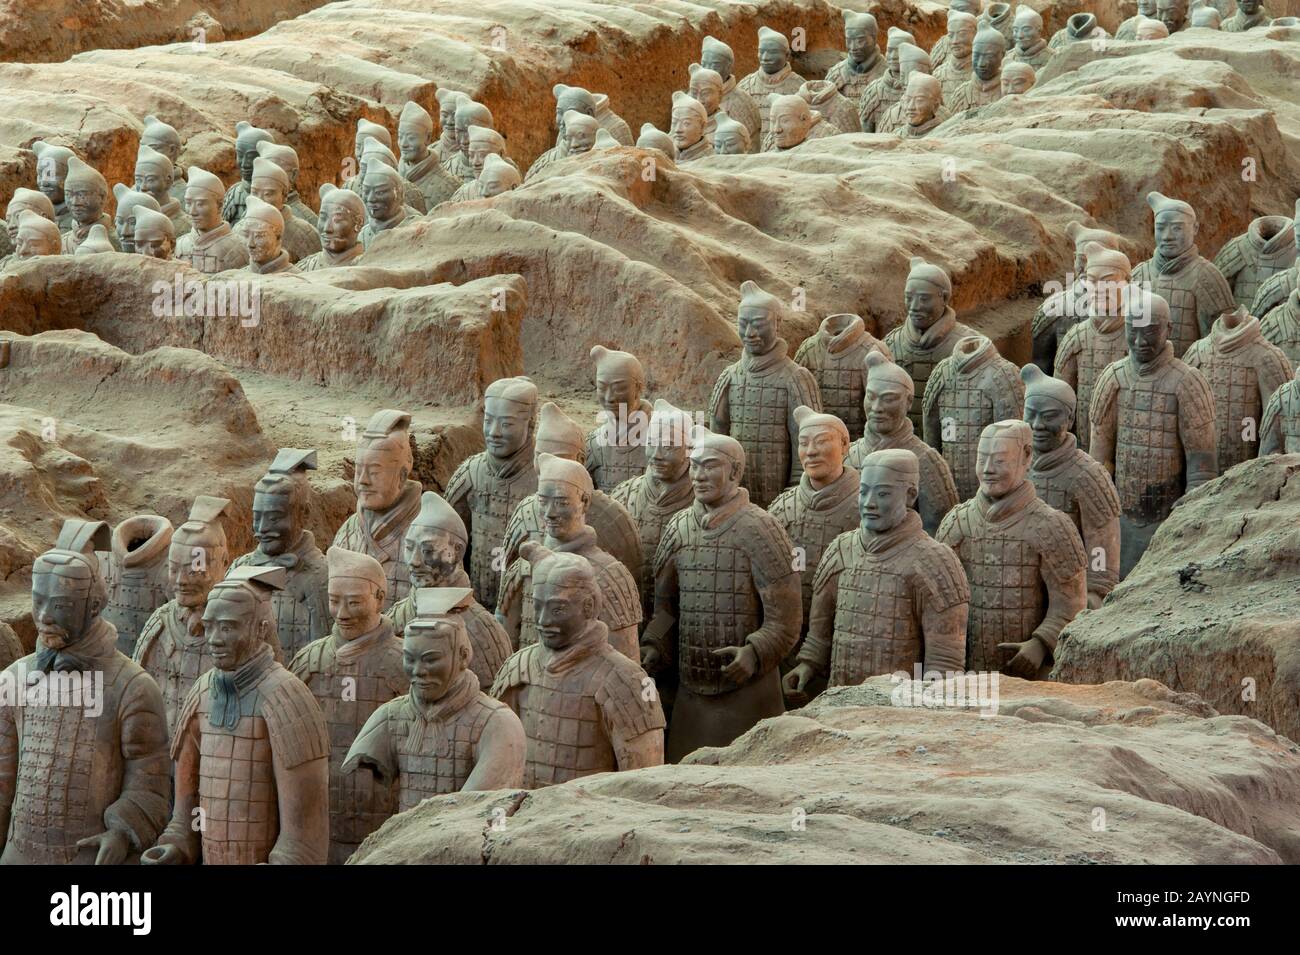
1054 453 1300 747
350 675 1300 864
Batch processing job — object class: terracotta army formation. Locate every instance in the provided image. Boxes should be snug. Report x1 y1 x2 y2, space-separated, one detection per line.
586 345 653 492
526 85 597 181
935 11 979 103
826 11 886 104
257 140 316 228
432 91 464 166
450 101 509 185
1021 365 1121 607
298 184 365 271
700 35 762 151
397 100 460 211
111 185 158 255
132 205 177 260
924 334 1027 501
860 28 914 133
896 73 947 138
739 27 803 146
797 80 860 136
1090 290 1217 575
31 140 77 230
1001 61 1037 95
143 566 330 865
794 313 890 442
712 112 752 155
637 122 678 158
710 281 823 509
1 520 170 865
446 376 539 609
240 195 296 274
60 157 121 253
244 155 319 262
1008 5 1054 69
492 545 665 786
176 166 251 272
670 92 713 162
1183 305 1291 473
343 588 526 804
930 0 980 66
847 352 959 534
884 256 976 429
3 188 55 262
1031 221 1123 375
343 118 391 193
220 121 274 225
358 161 414 248
643 426 801 761
333 410 422 612
390 492 512 690
289 548 406 865
1224 0 1271 30
949 26 1008 112
1213 214 1296 309
1051 12 1110 46
1116 0 1159 39
875 43 939 138
446 126 511 201
359 137 428 215
1261 367 1300 454
785 449 970 704
229 449 331 661
133 145 189 236
99 514 173 655
937 421 1088 678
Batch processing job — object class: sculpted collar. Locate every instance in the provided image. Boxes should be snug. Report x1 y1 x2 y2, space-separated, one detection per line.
974 477 1036 524
857 508 924 555
34 617 117 673
847 50 881 75
542 619 610 674
318 244 364 267
740 337 790 374
332 617 394 665
1030 431 1078 478
799 463 858 512
1131 339 1175 377
1088 307 1126 335
758 64 794 87
209 642 275 729
866 414 917 449
360 479 424 544
249 250 294 275
409 668 480 734
903 307 958 350
246 529 316 570
1150 244 1200 276
486 438 535 481
544 524 599 555
692 485 750 530
644 469 694 510
1212 312 1263 354
822 314 866 354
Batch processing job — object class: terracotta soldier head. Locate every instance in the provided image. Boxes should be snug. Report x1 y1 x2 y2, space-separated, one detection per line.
1011 5 1044 52
1157 0 1189 32
949 10 979 61
402 587 475 703
257 141 302 195
169 496 232 614
65 157 108 228
355 410 414 512
1135 0 1158 17
242 194 285 266
483 376 538 462
671 92 709 152
14 210 61 259
32 520 111 655
757 26 791 75
976 419 1033 500
793 406 850 489
886 28 914 79
1065 221 1122 279
519 544 602 650
1125 288 1172 365
713 112 751 154
454 101 494 161
844 11 880 66
131 206 175 258
535 452 594 542
141 115 182 167
202 565 286 672
251 448 316 559
636 123 678 158
435 90 466 153
534 401 586 461
903 73 944 127
249 156 292 217
1000 61 1036 95
234 122 274 185
647 398 695 484
769 94 816 149
905 256 953 332
361 137 400 178
353 118 391 169
74 224 115 256
6 188 55 248
478 153 521 197
972 26 1008 81
133 144 175 210
31 140 75 209
688 424 746 505
858 448 920 532
898 43 933 83
552 84 596 143
1188 5 1220 28
563 111 600 154
687 64 724 116
700 35 737 80
398 101 435 166
404 492 467 589
184 166 225 232
1082 241 1132 317
326 545 386 641
1136 14 1172 37
737 280 783 356
467 126 507 178
1149 190 1197 260
864 352 915 436
1020 364 1077 454
317 183 365 252
1238 0 1264 17
592 345 646 432
111 185 159 252
362 161 405 224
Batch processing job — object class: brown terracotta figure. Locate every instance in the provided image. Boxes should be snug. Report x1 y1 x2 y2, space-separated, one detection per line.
342 587 526 805
332 410 421 612
826 11 886 104
60 157 121 253
343 118 392 194
448 101 500 184
586 346 653 492
1116 0 1159 39
924 334 1026 501
100 514 174 656
937 420 1087 678
446 376 539 609
739 27 803 146
930 0 980 66
1260 367 1300 454
1260 286 1300 368
1050 12 1110 47
859 28 913 133
297 184 365 271
391 492 512 690
785 449 969 703
712 112 752 155
176 166 251 273
31 140 77 231
1008 5 1054 69
220 121 274 225
1001 61 1036 95
134 143 190 236
1021 365 1121 607
700 35 763 152
0 520 170 864
477 153 522 198
710 281 823 509
493 545 664 786
1224 0 1271 30
643 426 801 761
794 313 890 442
357 136 427 215
131 205 176 260
357 162 412 250
936 11 979 103
140 114 187 203
687 64 725 141
288 547 406 864
1131 191 1236 357
525 86 594 182
847 352 959 534
1213 214 1296 310
1090 290 1217 576
1032 222 1123 375
245 154 319 262
896 73 947 138
948 26 1007 112
1183 305 1291 473
111 185 158 255
670 92 713 162
240 194 297 274
884 256 976 429
256 140 317 228
143 566 330 865
398 100 460 211
445 126 512 203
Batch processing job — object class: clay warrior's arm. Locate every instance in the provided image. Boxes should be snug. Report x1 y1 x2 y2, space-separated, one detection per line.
269 749 330 865
464 708 527 791
103 672 172 855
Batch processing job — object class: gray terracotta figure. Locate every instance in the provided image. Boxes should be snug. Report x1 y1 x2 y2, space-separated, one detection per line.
1031 221 1123 375
390 492 512 690
140 114 187 203
525 86 595 182
1183 305 1291 473
1249 202 1300 320
344 117 392 192
859 28 913 133
710 280 823 509
687 65 725 142
1008 5 1054 69
937 420 1087 678
432 90 465 166
448 101 497 183
240 194 297 274
333 410 422 612
896 73 946 138
948 26 1007 111
289 547 406 865
257 140 317 228
297 184 365 271
493 546 665 786
133 144 190 237
1131 191 1236 357
935 11 979 103
0 623 19 672
3 188 55 266
229 448 331 662
786 449 969 703
143 566 330 866
220 121 274 225
1050 12 1110 47
826 10 887 104
739 27 803 146
1137 14 1173 37
592 92 634 146
924 334 1026 501
930 0 980 66
1116 0 1159 39
642 426 801 761
1156 0 1191 32
446 127 511 201
99 514 173 655
562 112 600 157
712 112 752 155
243 156 319 262
700 35 762 152
60 158 121 253
132 205 176 260
1089 290 1217 575
1260 367 1300 454
847 352 959 534
10 210 61 264
398 100 460 211
477 153 522 198
799 80 860 136
354 138 428 217
0 519 170 864
446 376 540 609
342 587 526 804
670 92 713 162
357 162 412 249
1001 61 1036 95
1021 365 1122 607
794 313 891 442
884 256 976 429
636 122 678 159
73 224 116 257
875 44 942 136
1213 214 1296 309
586 345 653 492
31 140 77 231
1224 0 1271 30
1055 242 1134 452
175 166 251 272
111 185 159 255
1260 287 1300 367
979 1 1016 42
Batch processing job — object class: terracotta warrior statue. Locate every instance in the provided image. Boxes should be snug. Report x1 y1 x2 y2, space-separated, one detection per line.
1260 366 1300 454
937 420 1087 678
256 140 316 228
297 184 365 271
712 112 752 155
924 334 1027 501
935 11 979 103
794 313 891 442
3 188 55 265
560 112 600 158
930 0 980 67
74 225 116 256
643 425 801 760
826 10 886 104
586 345 653 491
739 27 803 146
710 280 823 509
637 123 678 158
700 35 762 151
876 43 940 136
860 28 913 133
289 547 406 864
980 2 1016 43
240 195 296 274
220 121 274 225
140 114 187 203
1224 0 1271 31
333 410 421 612
343 587 526 804
9 210 61 264
884 256 976 429
133 144 189 236
448 101 499 184
1008 5 1054 69
229 448 331 661
1156 0 1191 33
356 138 428 217
1183 305 1292 473
1032 221 1124 375
670 91 713 162
493 545 664 785
446 376 539 608
344 117 392 193
397 100 460 211
1090 290 1217 575
132 205 176 260
143 566 330 865
1001 61 1036 95
1021 365 1121 607
1116 0 1159 39
445 126 511 202
357 161 412 249
1260 285 1300 368
176 166 251 272
31 140 77 230
244 155 319 262
111 185 159 255
1 520 170 864
99 513 173 655
1050 12 1110 47
390 492 512 690
60 157 121 253
1214 214 1296 309
785 449 969 704
948 26 1007 112
1249 201 1300 321
895 73 946 138
525 86 594 181
688 64 728 143
432 90 465 165
798 80 860 136
477 153 522 198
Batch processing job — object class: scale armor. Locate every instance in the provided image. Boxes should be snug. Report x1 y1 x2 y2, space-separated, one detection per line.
444 451 538 610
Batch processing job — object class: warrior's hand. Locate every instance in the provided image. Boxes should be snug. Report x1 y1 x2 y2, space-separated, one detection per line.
782 663 816 706
77 828 131 865
996 637 1046 680
141 843 186 866
712 644 758 684
640 644 662 673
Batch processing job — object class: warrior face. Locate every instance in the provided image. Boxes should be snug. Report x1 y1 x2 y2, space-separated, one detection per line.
701 48 733 79
950 21 977 60
321 200 362 252
468 141 498 177
32 571 98 649
759 38 789 75
403 626 464 704
66 182 105 226
737 302 778 356
135 231 174 260
250 177 288 210
1001 70 1034 95
134 167 172 206
972 45 1004 81
770 100 811 149
903 86 940 126
689 447 740 507
671 110 706 150
328 574 384 641
16 228 59 258
168 540 228 611
403 525 464 588
1084 267 1128 317
596 369 641 417
114 206 139 249
798 425 847 488
689 77 722 115
858 469 917 533
904 278 948 331
482 397 534 460
714 129 748 155
252 490 299 558
1012 21 1042 51
865 380 910 436
565 121 597 155
243 219 281 266
354 444 407 511
186 194 221 232
538 479 588 542
439 102 459 145
236 142 260 183
1156 0 1187 32
203 591 265 671
362 178 401 223
1154 211 1195 259
1239 0 1261 13
1024 395 1073 454
976 432 1030 499
142 133 179 165
1126 316 1169 365
398 123 431 163
533 573 595 651
647 439 689 483
846 25 877 64
36 156 67 207
1138 0 1157 15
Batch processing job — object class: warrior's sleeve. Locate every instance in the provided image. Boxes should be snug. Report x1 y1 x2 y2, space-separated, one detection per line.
1055 325 1082 393
921 357 951 452
103 670 171 852
1211 235 1246 285
799 534 848 674
217 235 250 271
1256 343 1294 418
495 558 527 646
1251 271 1291 320
745 514 803 675
464 706 527 791
787 365 824 485
264 678 331 866
917 447 959 535
341 701 398 785
708 365 734 435
913 541 971 675
444 457 476 548
1088 363 1122 476
934 503 966 552
1195 263 1238 339
792 335 817 371
154 681 205 864
498 500 531 578
0 664 17 850
596 661 666 772
1177 365 1219 489
583 428 602 479
1031 511 1088 653
643 517 683 664
993 361 1027 422
1073 462 1123 596
132 605 166 665
1260 384 1287 456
